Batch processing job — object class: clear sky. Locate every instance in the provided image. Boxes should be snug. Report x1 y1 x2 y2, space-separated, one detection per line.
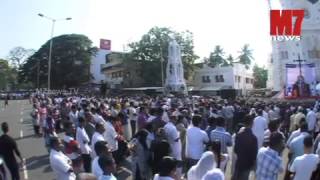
0 0 276 66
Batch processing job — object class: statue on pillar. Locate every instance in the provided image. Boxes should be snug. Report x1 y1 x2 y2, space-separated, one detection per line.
292 75 310 97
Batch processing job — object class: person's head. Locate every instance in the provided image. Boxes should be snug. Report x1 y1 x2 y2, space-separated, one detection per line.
64 122 75 135
91 108 96 114
158 156 178 178
216 117 225 127
94 141 109 156
192 115 202 127
257 109 263 116
303 135 313 153
140 106 146 113
1 122 9 134
71 105 77 112
193 151 216 179
243 114 254 128
78 117 86 127
50 136 64 151
269 132 285 153
95 122 106 134
207 117 216 127
98 155 116 175
268 120 279 132
300 121 308 132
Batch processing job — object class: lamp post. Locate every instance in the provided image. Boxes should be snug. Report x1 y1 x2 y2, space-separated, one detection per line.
38 13 71 90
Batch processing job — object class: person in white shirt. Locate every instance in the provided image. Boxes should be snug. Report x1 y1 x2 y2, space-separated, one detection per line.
69 105 79 127
164 114 182 161
187 151 216 180
128 102 138 135
91 123 106 158
290 135 320 180
98 155 117 180
103 118 118 153
92 141 112 178
92 108 104 124
153 156 178 180
306 108 317 133
49 137 76 180
76 117 92 173
252 109 268 148
263 106 269 123
186 115 209 169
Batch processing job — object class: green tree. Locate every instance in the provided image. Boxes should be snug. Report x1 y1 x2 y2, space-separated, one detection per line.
125 26 198 86
253 64 268 88
238 44 254 69
0 59 18 90
226 54 234 66
19 34 97 89
7 47 35 68
208 45 227 67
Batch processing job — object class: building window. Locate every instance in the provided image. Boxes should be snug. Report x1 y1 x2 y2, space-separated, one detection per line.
279 51 288 60
238 76 241 83
220 75 224 82
202 76 211 83
215 75 224 82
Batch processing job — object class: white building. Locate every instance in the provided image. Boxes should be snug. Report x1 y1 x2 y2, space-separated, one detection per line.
193 63 254 95
267 0 320 92
90 49 111 84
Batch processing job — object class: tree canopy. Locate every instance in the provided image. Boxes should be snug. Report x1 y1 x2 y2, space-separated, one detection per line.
208 45 227 67
0 59 18 90
19 34 97 89
7 47 35 68
125 26 199 86
253 64 268 88
238 44 254 69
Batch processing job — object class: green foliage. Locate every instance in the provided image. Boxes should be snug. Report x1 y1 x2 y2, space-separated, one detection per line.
125 27 198 86
253 64 268 88
19 34 97 89
0 59 18 90
238 44 254 69
208 45 228 67
7 47 35 68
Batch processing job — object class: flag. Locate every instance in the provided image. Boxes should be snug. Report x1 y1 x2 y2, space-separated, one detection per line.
100 39 111 50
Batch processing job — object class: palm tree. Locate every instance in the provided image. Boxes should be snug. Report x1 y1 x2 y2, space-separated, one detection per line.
238 44 254 69
225 54 234 67
208 45 226 68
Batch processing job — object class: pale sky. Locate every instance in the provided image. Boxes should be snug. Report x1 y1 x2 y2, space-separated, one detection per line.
0 0 278 66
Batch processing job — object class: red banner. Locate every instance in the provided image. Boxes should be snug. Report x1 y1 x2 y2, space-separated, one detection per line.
100 39 111 50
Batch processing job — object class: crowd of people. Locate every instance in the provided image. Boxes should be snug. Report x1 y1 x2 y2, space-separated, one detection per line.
2 93 320 180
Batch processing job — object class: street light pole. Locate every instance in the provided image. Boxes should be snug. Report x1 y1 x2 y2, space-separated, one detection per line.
38 13 71 90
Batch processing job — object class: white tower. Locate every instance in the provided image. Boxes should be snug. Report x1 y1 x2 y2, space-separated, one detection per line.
267 0 320 91
165 39 187 93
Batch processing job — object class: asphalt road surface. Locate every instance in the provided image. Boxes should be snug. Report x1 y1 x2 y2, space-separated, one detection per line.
0 100 53 180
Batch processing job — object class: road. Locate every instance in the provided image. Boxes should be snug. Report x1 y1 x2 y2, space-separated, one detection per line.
0 100 54 180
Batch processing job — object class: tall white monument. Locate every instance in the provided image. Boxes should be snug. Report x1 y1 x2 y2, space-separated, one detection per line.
165 39 187 93
267 0 320 92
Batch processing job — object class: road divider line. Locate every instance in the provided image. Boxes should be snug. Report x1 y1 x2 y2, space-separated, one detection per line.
22 158 28 179
20 118 23 123
20 111 23 115
20 130 23 138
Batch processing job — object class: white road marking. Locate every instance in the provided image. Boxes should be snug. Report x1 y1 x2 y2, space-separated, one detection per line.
20 130 23 138
20 111 23 115
22 158 28 179
20 118 23 123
